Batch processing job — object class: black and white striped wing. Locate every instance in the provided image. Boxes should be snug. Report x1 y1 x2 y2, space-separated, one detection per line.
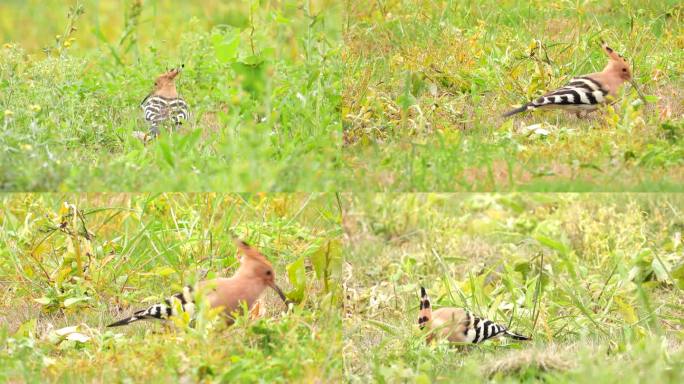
107 286 195 327
462 312 530 343
140 96 189 127
527 76 608 111
168 98 189 125
141 95 168 127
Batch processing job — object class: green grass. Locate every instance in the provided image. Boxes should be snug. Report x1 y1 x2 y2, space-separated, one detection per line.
0 1 342 191
3 1 684 381
343 193 684 382
3 1 683 192
0 193 343 382
343 0 684 191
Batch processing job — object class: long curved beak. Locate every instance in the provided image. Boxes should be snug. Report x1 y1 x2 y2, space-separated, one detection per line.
269 283 291 306
630 79 647 103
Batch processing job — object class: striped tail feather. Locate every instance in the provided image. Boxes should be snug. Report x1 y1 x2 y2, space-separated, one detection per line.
503 330 531 340
502 104 531 118
469 315 531 343
107 286 195 327
107 309 151 327
418 286 431 329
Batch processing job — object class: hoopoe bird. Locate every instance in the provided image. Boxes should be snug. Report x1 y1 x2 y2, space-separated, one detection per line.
503 41 641 118
137 65 189 139
418 287 530 344
107 239 288 327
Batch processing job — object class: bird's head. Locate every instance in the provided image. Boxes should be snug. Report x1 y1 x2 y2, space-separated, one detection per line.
233 238 289 305
601 41 647 102
152 64 184 97
601 42 631 82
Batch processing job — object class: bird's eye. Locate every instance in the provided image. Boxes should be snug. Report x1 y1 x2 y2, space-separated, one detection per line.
622 68 627 72
266 270 272 275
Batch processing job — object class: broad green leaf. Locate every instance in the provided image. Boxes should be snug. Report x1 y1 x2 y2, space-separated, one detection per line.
614 296 638 323
310 239 342 292
672 263 684 281
286 256 306 302
14 318 37 338
232 60 267 98
63 297 90 307
651 258 670 282
310 242 327 282
158 140 174 168
535 234 568 255
274 12 290 24
34 297 51 305
396 93 417 110
155 266 177 277
240 55 264 66
212 33 240 63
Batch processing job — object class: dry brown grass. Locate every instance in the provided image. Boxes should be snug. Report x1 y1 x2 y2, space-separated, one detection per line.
482 342 577 378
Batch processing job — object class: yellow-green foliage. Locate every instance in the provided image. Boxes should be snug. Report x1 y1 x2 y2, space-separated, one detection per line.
343 0 684 191
344 193 684 382
0 193 343 382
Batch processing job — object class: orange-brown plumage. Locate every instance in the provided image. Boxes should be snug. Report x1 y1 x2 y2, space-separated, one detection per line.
107 238 288 327
150 67 181 99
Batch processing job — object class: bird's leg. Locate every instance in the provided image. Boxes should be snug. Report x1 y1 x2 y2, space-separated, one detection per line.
132 131 151 143
586 108 599 118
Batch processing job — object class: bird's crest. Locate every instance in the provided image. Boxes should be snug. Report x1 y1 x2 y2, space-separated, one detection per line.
600 41 627 63
600 40 632 81
156 65 184 81
233 238 272 266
